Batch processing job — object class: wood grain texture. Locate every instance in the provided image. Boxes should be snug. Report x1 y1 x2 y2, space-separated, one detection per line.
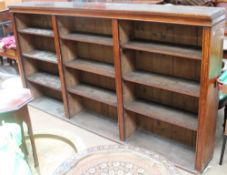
18 28 53 37
123 71 200 98
112 19 125 140
133 83 199 113
60 40 114 64
64 59 115 78
125 100 198 131
27 72 61 91
68 84 117 107
195 22 224 171
9 2 225 27
15 13 52 30
58 16 112 36
12 13 26 86
61 33 113 46
52 15 70 118
123 41 202 60
23 50 57 64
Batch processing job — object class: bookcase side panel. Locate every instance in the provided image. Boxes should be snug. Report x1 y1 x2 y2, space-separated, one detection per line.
196 21 224 171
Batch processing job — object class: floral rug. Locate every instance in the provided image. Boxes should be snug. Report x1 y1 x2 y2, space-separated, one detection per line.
53 145 181 175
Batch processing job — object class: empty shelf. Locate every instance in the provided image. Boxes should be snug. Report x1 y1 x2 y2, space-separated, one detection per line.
123 41 201 60
64 59 115 78
19 28 53 37
68 84 117 107
70 110 119 140
27 72 61 91
29 96 64 118
23 50 57 64
125 100 198 131
126 128 195 170
61 33 113 46
124 71 200 98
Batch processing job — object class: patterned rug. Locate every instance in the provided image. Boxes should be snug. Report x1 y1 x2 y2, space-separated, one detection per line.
53 145 181 175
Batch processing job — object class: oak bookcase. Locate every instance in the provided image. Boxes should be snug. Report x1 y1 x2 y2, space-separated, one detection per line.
10 2 225 172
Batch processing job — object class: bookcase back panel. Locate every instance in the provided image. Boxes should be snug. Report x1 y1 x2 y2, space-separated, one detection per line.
134 84 199 113
79 71 116 91
58 16 112 36
68 94 83 116
132 112 197 146
28 82 63 100
24 59 59 76
124 21 202 47
66 68 116 91
77 43 114 64
61 40 114 64
81 97 118 121
61 40 77 62
19 34 56 53
41 86 63 100
123 50 201 81
15 14 52 30
68 94 117 120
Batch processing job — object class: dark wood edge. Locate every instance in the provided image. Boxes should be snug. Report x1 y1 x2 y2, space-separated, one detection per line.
12 13 26 87
195 27 211 172
195 22 223 172
52 15 70 119
112 19 125 141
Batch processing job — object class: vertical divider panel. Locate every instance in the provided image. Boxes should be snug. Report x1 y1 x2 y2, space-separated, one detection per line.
112 19 125 140
52 15 70 118
12 13 26 87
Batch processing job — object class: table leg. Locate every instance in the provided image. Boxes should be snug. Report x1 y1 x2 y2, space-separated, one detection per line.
220 135 227 165
16 106 39 167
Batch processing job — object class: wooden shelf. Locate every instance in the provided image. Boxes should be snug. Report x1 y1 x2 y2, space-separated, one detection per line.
29 96 64 118
124 71 200 98
23 50 57 64
64 59 115 78
70 110 119 140
61 33 113 46
27 72 61 91
18 28 53 37
125 100 198 131
122 41 201 60
68 84 117 107
126 128 195 170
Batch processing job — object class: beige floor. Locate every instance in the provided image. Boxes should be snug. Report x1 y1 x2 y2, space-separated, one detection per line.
27 106 116 175
27 106 193 175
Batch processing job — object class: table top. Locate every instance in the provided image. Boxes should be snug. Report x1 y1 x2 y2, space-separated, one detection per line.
53 145 181 175
0 88 32 113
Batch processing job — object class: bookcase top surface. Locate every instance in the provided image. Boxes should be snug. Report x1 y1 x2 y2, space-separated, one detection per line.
10 2 225 26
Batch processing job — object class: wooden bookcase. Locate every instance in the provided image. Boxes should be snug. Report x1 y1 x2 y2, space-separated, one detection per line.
10 2 225 172
14 14 67 118
58 16 120 138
